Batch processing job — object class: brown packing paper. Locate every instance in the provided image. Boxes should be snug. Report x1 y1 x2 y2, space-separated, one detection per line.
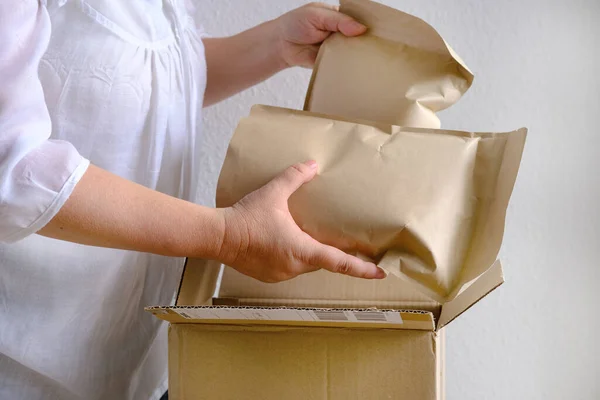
216 105 526 302
304 0 474 129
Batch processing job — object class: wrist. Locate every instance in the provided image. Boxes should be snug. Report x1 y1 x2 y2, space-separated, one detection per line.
211 206 249 266
184 205 228 261
262 18 291 71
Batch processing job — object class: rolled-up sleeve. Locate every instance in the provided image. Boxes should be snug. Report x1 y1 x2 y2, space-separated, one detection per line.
0 1 89 243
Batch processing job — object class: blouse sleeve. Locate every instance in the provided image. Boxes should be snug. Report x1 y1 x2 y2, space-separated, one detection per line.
0 1 89 243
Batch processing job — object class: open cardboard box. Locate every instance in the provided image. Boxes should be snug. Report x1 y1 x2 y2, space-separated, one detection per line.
146 0 523 396
147 258 504 399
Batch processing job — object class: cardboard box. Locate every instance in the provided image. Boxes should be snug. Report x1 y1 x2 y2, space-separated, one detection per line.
147 258 504 399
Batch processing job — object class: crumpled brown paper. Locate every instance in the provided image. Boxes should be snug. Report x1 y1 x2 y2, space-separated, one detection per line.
304 0 474 129
217 106 526 302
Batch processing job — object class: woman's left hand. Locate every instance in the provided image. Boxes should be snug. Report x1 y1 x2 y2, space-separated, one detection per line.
203 2 367 105
275 2 367 68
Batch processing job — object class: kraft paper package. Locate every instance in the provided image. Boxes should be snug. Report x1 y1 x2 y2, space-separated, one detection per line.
217 106 527 302
304 0 474 129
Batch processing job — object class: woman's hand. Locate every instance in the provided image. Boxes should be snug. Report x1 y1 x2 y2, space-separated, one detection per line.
275 3 367 68
39 159 382 283
203 2 366 105
218 161 385 283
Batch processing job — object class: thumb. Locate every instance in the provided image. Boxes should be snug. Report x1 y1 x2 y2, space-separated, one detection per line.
313 9 367 37
264 160 318 199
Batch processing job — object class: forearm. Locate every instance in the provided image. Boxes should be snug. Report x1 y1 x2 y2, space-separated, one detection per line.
38 164 225 259
203 20 286 106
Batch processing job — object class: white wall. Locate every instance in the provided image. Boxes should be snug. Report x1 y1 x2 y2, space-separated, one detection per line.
194 1 600 399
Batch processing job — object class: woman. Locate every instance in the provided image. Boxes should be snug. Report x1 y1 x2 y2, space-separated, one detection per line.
0 1 383 399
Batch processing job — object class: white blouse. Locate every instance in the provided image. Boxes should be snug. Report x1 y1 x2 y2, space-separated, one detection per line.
0 1 207 399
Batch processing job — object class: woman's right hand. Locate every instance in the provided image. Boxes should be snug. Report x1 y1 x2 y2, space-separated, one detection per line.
37 159 384 284
217 160 386 283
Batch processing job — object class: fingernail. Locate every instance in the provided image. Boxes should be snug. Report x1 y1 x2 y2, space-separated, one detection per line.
375 267 387 279
351 21 367 32
305 160 318 169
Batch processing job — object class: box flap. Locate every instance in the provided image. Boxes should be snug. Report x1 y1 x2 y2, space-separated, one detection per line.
175 258 221 306
164 258 503 329
146 305 435 331
437 260 504 329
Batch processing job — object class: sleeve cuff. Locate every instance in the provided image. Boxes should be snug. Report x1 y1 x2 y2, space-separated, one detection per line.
2 158 90 243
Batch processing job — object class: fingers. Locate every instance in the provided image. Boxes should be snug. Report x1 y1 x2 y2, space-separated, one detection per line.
338 18 367 37
310 8 367 37
306 3 339 12
305 240 386 279
264 160 318 199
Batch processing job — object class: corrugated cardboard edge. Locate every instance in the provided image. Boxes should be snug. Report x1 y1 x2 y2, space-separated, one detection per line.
437 260 504 329
176 258 221 306
304 0 474 111
214 295 441 314
147 306 435 331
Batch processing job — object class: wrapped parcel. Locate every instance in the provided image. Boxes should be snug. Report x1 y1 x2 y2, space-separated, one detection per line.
217 106 526 302
304 0 474 129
